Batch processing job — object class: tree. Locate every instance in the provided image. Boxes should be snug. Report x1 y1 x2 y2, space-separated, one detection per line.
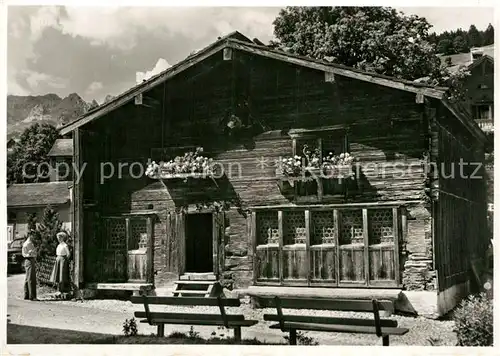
271 6 470 101
272 7 442 81
453 35 469 53
437 38 455 55
467 25 483 48
34 205 63 259
7 123 60 185
483 23 494 45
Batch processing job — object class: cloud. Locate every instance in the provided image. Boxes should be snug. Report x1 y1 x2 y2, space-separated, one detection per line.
24 7 280 50
85 81 103 95
136 58 171 83
29 6 63 40
22 69 67 90
7 7 281 101
7 71 30 96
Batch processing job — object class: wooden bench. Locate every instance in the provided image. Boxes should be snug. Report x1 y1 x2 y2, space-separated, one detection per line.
257 296 409 346
130 295 258 341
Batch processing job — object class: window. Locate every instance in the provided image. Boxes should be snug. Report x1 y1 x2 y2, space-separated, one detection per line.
253 207 400 287
291 129 349 199
473 104 493 120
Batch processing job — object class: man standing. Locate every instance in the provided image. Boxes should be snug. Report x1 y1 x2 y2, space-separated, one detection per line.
22 232 38 301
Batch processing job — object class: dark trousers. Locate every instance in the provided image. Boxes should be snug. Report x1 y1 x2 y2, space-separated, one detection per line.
24 258 37 300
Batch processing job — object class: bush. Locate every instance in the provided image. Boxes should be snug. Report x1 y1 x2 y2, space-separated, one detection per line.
122 318 138 337
453 293 493 346
284 331 319 345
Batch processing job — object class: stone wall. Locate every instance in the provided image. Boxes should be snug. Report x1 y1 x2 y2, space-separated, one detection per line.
402 205 436 291
221 208 253 289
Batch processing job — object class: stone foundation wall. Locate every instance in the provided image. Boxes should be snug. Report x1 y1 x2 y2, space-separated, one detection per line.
221 208 253 289
402 205 436 291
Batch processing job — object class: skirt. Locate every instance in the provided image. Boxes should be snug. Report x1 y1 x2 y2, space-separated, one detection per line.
49 256 70 285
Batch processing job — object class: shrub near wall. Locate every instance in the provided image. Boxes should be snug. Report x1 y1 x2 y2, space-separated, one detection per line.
453 293 493 346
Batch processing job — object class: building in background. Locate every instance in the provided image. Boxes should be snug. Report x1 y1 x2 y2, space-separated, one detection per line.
7 139 73 242
440 44 494 133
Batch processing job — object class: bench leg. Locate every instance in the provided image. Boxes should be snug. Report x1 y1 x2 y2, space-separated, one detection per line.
157 324 165 337
289 329 297 345
233 327 242 342
382 336 389 346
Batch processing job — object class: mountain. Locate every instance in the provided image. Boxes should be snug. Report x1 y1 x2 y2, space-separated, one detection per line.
7 93 97 139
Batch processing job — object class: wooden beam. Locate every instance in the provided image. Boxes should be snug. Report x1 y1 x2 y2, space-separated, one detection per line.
223 47 233 61
325 72 336 83
177 212 186 275
288 125 346 138
251 211 257 284
212 213 219 277
73 128 84 287
415 93 424 104
333 209 340 285
392 208 400 286
60 42 228 136
278 210 283 283
146 216 154 283
249 201 421 210
304 210 311 284
362 209 369 286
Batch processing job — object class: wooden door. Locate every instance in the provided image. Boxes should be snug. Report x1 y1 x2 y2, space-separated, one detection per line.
185 213 213 273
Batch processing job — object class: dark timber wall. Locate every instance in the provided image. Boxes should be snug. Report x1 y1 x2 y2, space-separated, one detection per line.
77 48 486 294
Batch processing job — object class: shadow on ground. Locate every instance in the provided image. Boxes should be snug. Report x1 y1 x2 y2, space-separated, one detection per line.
7 324 115 344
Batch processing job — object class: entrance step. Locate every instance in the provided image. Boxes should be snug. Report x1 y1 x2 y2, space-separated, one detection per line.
179 273 217 281
173 280 222 297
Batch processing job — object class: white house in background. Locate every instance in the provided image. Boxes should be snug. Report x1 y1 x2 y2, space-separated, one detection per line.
7 181 72 241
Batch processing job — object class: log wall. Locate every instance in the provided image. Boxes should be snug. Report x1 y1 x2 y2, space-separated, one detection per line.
77 48 484 293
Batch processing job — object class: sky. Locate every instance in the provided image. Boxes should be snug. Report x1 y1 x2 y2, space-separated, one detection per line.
6 5 495 103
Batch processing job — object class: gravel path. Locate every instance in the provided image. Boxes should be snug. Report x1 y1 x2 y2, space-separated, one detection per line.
7 273 457 345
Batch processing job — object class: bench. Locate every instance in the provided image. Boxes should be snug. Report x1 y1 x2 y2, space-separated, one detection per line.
256 296 409 346
130 295 258 341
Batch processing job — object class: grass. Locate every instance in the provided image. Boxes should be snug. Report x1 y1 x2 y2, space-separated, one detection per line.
99 335 285 344
7 324 114 344
7 324 284 345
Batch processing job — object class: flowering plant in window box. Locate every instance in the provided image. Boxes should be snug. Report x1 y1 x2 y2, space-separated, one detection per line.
321 152 355 179
145 147 214 179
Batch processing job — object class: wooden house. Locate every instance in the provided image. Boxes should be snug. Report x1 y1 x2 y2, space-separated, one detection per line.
59 32 490 316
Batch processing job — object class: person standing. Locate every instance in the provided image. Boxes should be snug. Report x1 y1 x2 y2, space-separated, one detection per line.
22 232 38 301
50 232 71 298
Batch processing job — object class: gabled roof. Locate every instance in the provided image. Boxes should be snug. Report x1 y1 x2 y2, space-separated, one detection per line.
7 182 71 208
59 31 448 136
59 31 486 144
47 139 73 157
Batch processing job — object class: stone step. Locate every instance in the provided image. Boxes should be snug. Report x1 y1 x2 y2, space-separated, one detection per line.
179 273 217 281
173 290 209 296
174 280 215 285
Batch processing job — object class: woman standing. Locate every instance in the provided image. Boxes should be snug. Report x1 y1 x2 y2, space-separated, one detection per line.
50 232 71 299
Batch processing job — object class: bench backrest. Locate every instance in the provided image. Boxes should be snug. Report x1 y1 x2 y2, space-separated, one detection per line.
257 296 393 337
130 295 241 328
130 296 241 307
255 296 393 313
